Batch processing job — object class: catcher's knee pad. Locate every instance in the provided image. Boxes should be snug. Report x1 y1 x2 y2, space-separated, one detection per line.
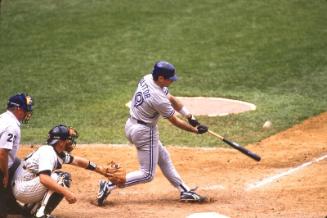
54 171 72 188
26 190 64 217
32 190 64 217
31 172 71 217
43 191 64 215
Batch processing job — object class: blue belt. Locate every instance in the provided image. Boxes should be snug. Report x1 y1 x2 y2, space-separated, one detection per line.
129 116 150 126
136 119 148 125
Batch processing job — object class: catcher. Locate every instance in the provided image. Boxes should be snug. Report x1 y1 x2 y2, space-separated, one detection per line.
10 124 125 218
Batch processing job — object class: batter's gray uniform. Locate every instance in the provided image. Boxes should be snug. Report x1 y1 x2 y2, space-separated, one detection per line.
12 145 73 204
124 74 190 192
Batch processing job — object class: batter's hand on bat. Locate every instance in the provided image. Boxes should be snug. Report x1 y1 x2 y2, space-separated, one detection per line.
187 115 200 127
197 124 208 134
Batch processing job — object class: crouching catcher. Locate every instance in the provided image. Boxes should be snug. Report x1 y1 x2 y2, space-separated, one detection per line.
11 124 125 218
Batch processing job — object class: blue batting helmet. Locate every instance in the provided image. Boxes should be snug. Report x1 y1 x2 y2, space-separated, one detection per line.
152 61 178 81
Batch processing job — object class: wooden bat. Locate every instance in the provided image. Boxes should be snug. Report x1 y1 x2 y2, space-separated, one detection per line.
208 130 261 162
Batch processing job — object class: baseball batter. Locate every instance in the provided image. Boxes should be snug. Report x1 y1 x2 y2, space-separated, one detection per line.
12 124 116 218
97 61 208 205
0 93 33 217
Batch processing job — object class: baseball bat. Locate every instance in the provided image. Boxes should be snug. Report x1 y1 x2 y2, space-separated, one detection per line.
207 130 261 162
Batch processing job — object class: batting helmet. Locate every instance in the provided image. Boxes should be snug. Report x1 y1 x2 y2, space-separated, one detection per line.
152 61 178 81
47 124 79 146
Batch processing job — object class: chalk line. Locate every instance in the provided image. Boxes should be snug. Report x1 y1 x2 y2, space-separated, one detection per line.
245 153 327 191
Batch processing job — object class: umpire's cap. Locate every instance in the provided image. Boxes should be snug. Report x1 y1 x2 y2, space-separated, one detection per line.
152 61 178 81
7 93 33 112
47 124 79 146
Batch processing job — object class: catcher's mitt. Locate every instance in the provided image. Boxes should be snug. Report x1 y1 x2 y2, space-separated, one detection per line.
104 161 126 187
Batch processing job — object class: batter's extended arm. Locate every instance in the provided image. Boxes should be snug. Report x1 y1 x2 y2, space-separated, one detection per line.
168 114 198 133
167 94 200 127
167 94 184 112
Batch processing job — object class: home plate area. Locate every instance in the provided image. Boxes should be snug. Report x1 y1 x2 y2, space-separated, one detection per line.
17 108 326 218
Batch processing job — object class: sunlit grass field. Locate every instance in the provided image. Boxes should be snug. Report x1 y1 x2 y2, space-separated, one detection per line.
0 0 326 146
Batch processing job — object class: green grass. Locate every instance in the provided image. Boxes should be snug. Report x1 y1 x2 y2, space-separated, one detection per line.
0 0 326 147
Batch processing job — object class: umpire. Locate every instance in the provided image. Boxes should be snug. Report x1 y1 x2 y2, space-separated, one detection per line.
0 93 33 218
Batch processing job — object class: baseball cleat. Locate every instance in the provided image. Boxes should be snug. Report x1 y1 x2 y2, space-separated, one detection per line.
97 180 114 206
180 191 206 203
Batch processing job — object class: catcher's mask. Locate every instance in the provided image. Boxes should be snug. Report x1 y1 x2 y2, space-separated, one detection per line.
7 93 33 123
47 124 79 151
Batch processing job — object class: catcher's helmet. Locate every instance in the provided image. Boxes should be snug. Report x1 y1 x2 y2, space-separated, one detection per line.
152 61 178 81
47 124 79 146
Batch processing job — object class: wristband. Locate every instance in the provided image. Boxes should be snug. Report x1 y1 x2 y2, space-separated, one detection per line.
86 161 97 171
178 106 191 117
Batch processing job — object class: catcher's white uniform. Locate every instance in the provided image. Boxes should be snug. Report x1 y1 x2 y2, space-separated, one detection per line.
0 111 21 168
12 145 73 203
124 74 190 192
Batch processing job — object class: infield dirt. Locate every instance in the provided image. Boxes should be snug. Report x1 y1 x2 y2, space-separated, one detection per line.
18 112 327 218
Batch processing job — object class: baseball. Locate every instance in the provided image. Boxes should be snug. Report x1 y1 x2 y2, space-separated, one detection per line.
263 120 272 129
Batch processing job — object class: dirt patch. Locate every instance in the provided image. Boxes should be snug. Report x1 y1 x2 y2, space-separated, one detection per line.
18 112 327 218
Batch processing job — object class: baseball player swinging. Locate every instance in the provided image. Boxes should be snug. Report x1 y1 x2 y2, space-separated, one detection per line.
11 124 124 218
97 61 208 205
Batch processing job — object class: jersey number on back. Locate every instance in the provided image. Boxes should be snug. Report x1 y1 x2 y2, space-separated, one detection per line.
134 92 144 108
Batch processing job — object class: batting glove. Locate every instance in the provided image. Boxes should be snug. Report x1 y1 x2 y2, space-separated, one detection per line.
188 115 200 127
197 124 208 134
